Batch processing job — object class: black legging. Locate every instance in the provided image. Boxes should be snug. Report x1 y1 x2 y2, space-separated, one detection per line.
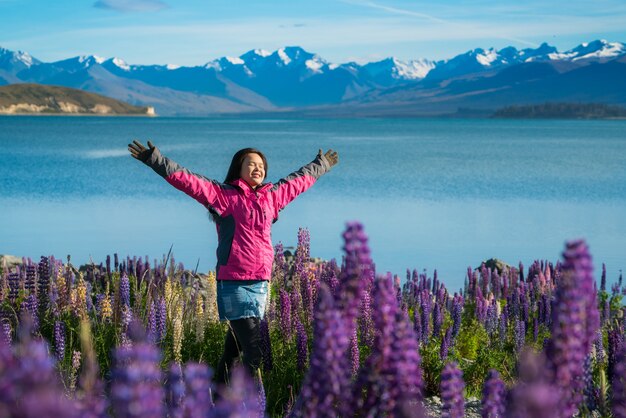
214 317 262 385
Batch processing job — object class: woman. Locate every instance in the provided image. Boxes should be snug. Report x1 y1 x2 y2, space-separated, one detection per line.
128 140 338 384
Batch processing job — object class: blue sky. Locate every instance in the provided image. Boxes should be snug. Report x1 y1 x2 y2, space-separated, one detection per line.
1 0 626 66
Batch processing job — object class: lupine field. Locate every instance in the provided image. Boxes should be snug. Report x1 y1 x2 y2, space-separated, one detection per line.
1 222 625 417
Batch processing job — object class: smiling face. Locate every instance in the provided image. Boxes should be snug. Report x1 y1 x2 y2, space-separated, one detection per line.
240 153 266 188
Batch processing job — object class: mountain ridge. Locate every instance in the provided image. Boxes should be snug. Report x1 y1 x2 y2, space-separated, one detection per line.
1 40 624 116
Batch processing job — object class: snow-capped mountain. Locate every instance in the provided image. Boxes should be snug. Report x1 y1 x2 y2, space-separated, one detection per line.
363 58 435 86
0 40 624 114
0 47 40 83
544 39 626 62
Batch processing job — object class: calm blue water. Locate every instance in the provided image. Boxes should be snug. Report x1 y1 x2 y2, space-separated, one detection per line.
1 116 625 290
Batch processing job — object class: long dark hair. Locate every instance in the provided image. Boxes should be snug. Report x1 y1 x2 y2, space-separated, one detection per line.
224 148 268 184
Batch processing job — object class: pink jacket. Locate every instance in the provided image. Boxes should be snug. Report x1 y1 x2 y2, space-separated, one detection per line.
145 148 331 281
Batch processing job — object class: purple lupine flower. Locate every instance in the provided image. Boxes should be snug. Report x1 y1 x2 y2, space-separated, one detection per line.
336 222 371 336
451 293 464 340
25 264 37 294
498 310 508 346
506 350 560 418
594 330 605 363
293 227 310 280
600 263 606 292
260 318 273 372
352 274 421 416
157 297 167 343
583 354 596 413
359 270 375 347
432 301 444 338
106 255 111 278
602 299 611 325
183 362 214 416
119 274 130 308
608 327 624 383
279 289 292 339
611 345 626 418
481 369 505 418
485 301 498 337
213 366 263 417
147 301 157 344
295 316 308 370
545 239 600 418
21 294 39 332
0 315 80 417
165 362 185 418
1 321 11 346
54 320 66 362
521 286 529 325
389 309 424 417
301 269 315 326
514 318 525 353
258 377 267 418
441 362 465 418
414 307 423 346
110 322 164 418
349 327 359 376
440 326 453 361
8 272 19 303
290 284 350 417
420 289 432 346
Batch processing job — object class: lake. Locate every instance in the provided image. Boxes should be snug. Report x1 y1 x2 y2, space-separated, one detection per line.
1 116 625 291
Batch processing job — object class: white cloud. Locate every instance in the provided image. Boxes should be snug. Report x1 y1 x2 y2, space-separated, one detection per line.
93 0 168 13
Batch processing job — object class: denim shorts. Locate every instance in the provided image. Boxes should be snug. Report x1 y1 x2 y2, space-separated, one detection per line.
216 280 269 321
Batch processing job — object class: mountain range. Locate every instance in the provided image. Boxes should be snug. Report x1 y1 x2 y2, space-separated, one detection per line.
1 40 625 116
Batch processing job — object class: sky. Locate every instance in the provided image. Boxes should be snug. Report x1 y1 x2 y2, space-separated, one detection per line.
1 0 626 66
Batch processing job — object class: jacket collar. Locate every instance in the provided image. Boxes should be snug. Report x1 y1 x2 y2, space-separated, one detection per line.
230 178 272 195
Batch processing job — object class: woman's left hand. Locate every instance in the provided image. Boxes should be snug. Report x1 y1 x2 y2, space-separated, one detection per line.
318 149 339 167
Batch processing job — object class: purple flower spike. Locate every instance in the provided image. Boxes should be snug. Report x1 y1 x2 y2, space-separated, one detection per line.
583 354 596 413
506 350 560 418
514 318 525 353
481 369 505 418
611 345 626 418
110 326 164 418
165 362 185 418
451 294 464 340
183 362 214 416
440 326 452 361
260 318 273 372
545 239 600 417
119 274 130 308
279 289 292 340
441 362 465 418
213 366 263 417
290 284 350 417
295 316 308 370
54 320 66 362
337 221 371 335
349 328 359 376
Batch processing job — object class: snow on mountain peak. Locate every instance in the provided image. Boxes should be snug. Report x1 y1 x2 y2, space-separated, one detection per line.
225 56 244 65
166 64 181 70
112 57 130 71
305 59 323 73
79 55 105 65
277 48 292 65
475 48 498 66
253 49 271 57
572 39 625 61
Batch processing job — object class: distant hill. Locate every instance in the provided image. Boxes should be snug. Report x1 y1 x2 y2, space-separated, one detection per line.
0 83 155 115
493 102 626 119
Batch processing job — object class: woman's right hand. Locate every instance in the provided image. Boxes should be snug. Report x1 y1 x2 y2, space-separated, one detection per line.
128 140 156 162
